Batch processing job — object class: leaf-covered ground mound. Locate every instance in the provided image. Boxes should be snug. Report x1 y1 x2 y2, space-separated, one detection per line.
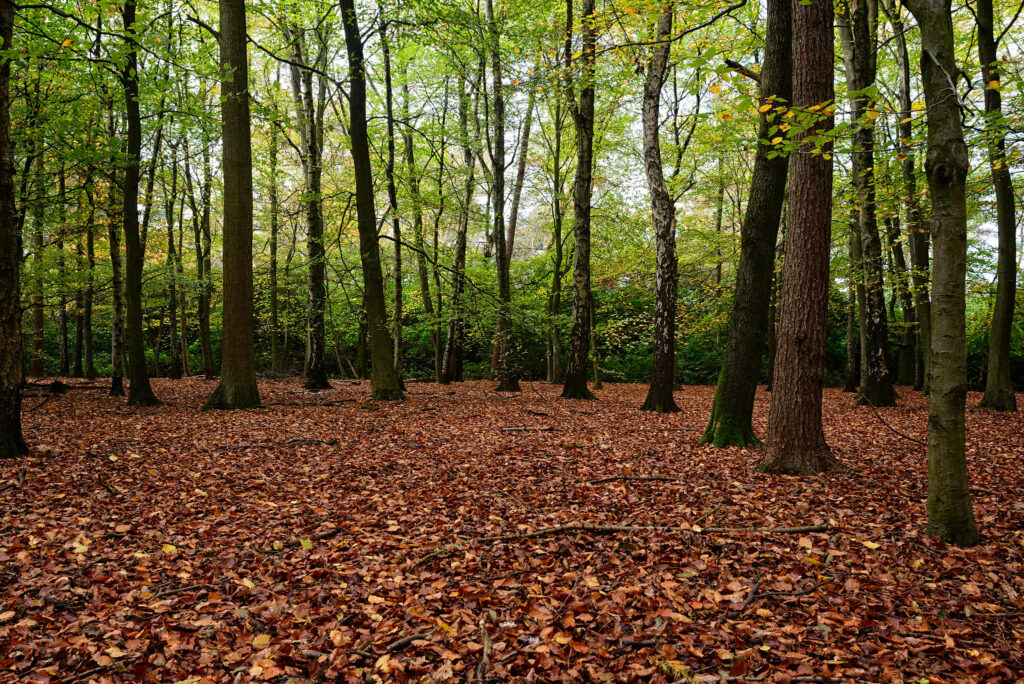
1 379 1022 683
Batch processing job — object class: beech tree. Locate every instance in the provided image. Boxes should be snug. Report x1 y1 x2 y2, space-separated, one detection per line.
902 0 979 546
203 0 260 410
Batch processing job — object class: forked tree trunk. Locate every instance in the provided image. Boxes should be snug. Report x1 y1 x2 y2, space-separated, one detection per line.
976 0 1017 412
903 0 979 546
561 0 597 400
640 3 680 413
204 0 260 410
700 0 791 443
759 0 842 475
340 0 402 400
0 0 27 458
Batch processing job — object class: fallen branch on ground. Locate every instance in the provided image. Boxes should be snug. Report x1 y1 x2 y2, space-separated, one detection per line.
588 475 680 484
414 523 830 567
502 426 556 432
728 575 764 618
387 631 431 652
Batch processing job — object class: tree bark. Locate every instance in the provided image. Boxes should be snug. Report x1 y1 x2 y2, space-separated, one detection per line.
340 0 402 400
164 145 182 379
57 166 68 376
759 0 842 474
838 0 896 407
700 0 791 443
844 218 861 392
30 154 44 378
204 0 260 409
0 0 26 457
84 209 97 379
108 172 125 396
640 4 680 413
269 91 282 374
378 18 404 384
902 0 979 546
486 0 520 393
561 0 597 400
121 0 160 406
547 102 566 385
976 0 1017 411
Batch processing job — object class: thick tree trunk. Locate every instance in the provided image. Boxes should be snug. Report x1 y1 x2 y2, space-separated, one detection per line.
0 0 26 458
700 0 791 443
640 4 680 413
486 0 520 393
976 0 1017 411
759 0 841 474
340 0 402 400
204 0 260 409
561 0 597 400
122 0 160 406
838 0 895 407
903 0 979 546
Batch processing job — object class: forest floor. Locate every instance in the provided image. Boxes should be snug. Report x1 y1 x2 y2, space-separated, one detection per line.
1 378 1022 683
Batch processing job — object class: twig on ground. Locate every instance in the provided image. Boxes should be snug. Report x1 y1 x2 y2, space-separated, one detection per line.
501 426 556 432
728 575 764 618
618 638 658 649
96 474 118 496
387 631 430 652
588 475 680 484
859 396 927 447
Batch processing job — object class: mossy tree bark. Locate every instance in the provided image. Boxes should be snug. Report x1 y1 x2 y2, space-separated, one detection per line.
976 0 1017 412
700 0 791 442
902 0 979 546
759 0 843 475
340 0 403 401
203 0 260 411
561 0 598 401
0 0 27 458
640 3 680 414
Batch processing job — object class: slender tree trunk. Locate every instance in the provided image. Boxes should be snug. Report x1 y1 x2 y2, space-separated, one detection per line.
121 0 159 405
838 0 895 407
976 0 1017 411
561 0 597 400
0 0 26 457
486 0 520 393
205 0 260 409
441 74 476 385
844 224 861 392
57 167 68 376
700 0 791 444
269 89 282 374
108 187 125 396
164 147 181 379
903 0 979 546
885 215 917 385
759 0 841 474
640 4 680 413
84 210 96 378
340 0 402 400
548 102 566 385
30 154 44 377
72 236 84 378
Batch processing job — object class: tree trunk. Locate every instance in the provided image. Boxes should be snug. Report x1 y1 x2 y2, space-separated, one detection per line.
205 0 260 409
340 0 402 400
186 139 216 379
30 154 44 378
57 167 68 376
122 0 160 406
269 89 282 374
838 0 895 407
441 74 476 385
640 4 680 413
700 0 791 443
0 0 26 457
378 19 404 385
976 0 1017 411
108 184 125 396
759 0 841 474
548 102 566 385
844 223 861 393
486 0 520 393
903 0 979 546
84 214 97 379
164 147 182 379
72 235 84 378
885 215 917 385
561 0 597 400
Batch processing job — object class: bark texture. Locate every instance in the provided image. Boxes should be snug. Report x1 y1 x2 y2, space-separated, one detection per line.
700 0 791 442
759 0 842 475
640 4 680 414
0 0 26 458
204 0 260 410
903 0 979 546
340 0 403 400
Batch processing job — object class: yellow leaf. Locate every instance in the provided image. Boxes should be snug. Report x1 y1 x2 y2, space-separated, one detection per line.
61 38 73 48
367 594 386 604
988 80 1000 90
709 84 723 95
720 113 733 121
861 540 880 550
758 103 772 113
771 137 783 145
865 108 879 120
252 634 271 649
162 544 177 554
435 617 456 634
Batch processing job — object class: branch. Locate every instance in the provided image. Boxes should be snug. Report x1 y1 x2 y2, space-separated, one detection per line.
724 58 760 83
